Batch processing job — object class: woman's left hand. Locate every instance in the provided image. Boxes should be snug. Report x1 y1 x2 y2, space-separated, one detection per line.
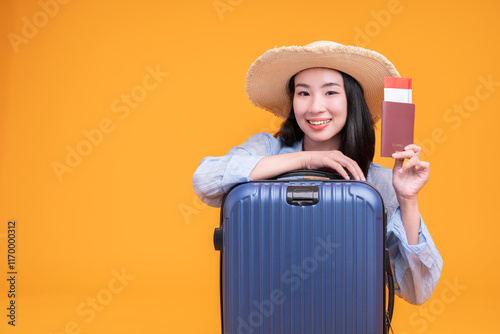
392 144 430 201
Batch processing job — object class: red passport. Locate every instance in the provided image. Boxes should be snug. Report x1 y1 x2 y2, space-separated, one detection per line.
380 101 415 156
380 77 415 157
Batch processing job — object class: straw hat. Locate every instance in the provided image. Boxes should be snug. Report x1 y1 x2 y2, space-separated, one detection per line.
245 41 400 122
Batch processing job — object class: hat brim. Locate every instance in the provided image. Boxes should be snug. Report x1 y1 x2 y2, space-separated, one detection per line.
245 42 400 122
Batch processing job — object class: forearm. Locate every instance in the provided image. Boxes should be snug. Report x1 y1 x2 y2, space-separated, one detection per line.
397 196 420 245
250 149 366 182
249 152 305 180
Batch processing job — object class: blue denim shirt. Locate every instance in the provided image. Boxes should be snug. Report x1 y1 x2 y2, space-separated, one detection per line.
193 132 443 305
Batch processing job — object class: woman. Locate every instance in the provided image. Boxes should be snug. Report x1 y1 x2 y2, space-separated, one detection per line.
193 41 442 305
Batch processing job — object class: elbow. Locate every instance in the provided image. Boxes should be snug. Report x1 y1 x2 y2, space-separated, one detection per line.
192 170 204 197
411 292 429 306
192 170 223 208
405 264 444 306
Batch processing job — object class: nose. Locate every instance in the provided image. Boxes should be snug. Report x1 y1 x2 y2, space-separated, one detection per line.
309 95 326 113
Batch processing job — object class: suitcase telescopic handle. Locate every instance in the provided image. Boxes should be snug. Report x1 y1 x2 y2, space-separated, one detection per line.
271 169 344 181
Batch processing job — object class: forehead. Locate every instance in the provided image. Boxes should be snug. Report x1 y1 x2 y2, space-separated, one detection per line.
294 67 343 83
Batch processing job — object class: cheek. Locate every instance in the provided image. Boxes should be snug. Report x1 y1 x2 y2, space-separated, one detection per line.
292 99 302 114
331 98 348 118
292 103 306 122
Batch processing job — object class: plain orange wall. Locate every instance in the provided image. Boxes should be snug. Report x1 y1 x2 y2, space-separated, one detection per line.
1 0 499 333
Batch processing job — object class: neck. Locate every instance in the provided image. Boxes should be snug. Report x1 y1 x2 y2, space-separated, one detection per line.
303 136 341 151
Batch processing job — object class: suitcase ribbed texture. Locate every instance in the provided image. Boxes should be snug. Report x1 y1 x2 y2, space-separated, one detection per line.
221 181 385 334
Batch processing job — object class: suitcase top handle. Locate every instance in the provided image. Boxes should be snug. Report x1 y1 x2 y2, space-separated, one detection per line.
286 185 320 206
271 169 345 181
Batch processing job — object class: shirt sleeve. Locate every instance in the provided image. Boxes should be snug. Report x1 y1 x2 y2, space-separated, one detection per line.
192 133 279 208
387 209 443 305
368 164 443 305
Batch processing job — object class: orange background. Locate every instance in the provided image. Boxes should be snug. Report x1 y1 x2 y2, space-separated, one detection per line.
1 0 499 333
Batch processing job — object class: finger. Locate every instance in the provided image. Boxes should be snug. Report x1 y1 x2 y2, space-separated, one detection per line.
399 155 421 174
336 156 365 181
405 144 422 157
392 150 416 161
326 151 365 181
393 157 404 174
415 161 431 172
351 163 366 182
329 161 351 180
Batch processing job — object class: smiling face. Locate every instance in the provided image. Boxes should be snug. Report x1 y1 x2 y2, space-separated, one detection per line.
292 68 348 151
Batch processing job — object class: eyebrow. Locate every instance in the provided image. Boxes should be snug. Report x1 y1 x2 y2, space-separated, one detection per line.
295 82 342 89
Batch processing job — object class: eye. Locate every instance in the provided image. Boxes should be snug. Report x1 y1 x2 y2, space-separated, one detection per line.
325 91 339 96
296 91 310 96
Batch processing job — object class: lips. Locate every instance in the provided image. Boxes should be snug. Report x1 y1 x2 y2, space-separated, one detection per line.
306 118 332 130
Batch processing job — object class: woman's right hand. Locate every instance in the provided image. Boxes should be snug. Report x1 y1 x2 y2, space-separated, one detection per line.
301 150 366 181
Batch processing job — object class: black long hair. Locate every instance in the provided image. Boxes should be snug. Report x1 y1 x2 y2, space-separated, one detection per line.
275 70 375 176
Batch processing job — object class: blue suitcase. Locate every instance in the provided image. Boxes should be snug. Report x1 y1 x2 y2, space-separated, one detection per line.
214 171 394 334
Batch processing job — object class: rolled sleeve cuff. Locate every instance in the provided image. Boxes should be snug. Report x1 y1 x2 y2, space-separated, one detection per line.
389 207 435 268
221 155 264 193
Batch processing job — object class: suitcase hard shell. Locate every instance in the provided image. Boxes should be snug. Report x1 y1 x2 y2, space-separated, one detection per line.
214 171 393 334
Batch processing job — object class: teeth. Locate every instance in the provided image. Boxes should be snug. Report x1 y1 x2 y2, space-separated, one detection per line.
308 119 331 125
